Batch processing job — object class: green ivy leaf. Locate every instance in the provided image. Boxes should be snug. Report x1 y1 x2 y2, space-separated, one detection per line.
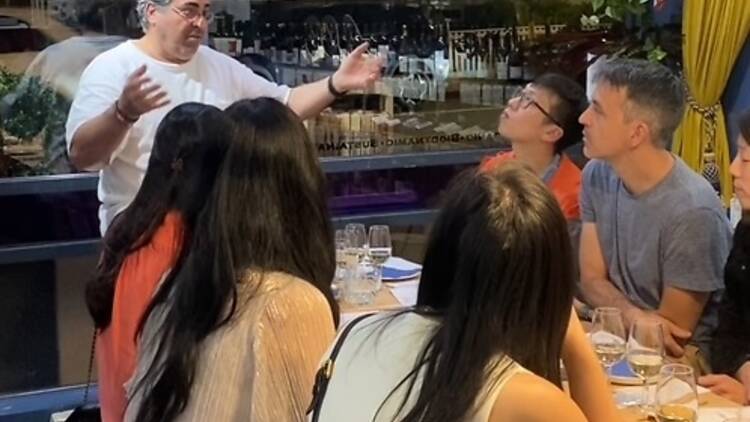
648 46 668 62
593 0 606 12
626 3 647 15
605 6 623 21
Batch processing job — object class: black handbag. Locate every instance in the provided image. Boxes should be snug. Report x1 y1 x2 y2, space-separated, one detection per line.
65 327 101 422
307 313 374 422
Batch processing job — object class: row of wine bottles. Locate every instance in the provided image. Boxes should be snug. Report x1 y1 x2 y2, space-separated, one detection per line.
210 11 548 83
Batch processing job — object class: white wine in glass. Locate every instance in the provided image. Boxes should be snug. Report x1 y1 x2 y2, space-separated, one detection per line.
368 225 392 265
627 349 664 379
627 319 666 412
656 404 697 422
589 307 626 371
594 343 626 367
367 247 392 265
655 364 698 422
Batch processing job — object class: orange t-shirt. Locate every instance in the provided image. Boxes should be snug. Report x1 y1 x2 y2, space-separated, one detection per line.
96 212 183 422
480 151 582 220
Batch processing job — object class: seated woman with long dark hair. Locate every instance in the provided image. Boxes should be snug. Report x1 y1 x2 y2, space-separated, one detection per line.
86 103 233 422
124 98 339 422
314 162 621 421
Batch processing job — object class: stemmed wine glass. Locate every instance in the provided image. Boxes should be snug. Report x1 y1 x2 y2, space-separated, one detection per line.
627 319 666 413
589 307 627 375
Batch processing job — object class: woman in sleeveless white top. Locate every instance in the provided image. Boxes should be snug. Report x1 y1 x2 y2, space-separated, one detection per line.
316 312 528 422
311 163 622 422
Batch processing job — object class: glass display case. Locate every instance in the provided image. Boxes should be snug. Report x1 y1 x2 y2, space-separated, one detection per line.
0 0 595 418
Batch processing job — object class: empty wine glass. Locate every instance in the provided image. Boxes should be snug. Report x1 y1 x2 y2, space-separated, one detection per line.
589 307 627 374
332 229 348 300
655 364 698 422
627 319 666 412
343 224 376 305
368 225 391 290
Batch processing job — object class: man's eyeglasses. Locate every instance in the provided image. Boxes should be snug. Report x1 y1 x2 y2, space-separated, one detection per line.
509 87 563 128
171 6 214 24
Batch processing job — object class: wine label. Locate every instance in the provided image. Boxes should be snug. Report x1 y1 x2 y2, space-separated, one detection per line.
496 60 508 80
399 56 409 74
510 66 523 80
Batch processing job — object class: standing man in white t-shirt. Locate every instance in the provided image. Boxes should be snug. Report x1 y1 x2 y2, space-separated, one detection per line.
65 0 383 234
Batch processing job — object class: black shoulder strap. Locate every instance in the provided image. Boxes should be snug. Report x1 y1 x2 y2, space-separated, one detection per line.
307 312 375 421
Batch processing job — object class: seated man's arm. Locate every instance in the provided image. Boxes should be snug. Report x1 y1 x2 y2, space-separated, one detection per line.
656 208 732 357
650 287 707 357
579 222 641 318
657 287 709 337
578 162 642 321
580 223 693 357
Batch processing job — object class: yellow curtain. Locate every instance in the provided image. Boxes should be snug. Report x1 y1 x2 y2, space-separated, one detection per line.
673 0 750 204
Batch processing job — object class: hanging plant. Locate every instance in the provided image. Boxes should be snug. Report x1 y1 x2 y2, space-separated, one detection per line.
580 0 678 68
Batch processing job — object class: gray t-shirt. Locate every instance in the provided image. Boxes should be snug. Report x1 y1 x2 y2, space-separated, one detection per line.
581 157 731 357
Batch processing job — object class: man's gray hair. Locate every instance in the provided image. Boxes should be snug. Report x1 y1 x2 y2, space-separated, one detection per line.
136 0 173 31
592 58 685 148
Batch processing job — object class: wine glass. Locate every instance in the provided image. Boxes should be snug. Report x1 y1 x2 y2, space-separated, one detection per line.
332 229 348 300
368 225 392 264
368 225 391 290
345 223 367 259
655 364 698 422
627 319 666 412
343 224 375 305
589 307 626 374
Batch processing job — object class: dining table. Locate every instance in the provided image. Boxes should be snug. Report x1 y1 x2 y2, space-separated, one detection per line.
339 282 745 422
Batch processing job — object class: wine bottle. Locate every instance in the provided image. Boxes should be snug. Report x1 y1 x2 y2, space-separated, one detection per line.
398 24 414 75
508 26 523 81
495 31 507 81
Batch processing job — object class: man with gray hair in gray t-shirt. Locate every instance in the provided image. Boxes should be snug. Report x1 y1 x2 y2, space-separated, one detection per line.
578 58 731 372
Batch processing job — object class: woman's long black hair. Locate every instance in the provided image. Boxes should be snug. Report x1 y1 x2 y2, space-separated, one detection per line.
85 103 233 329
132 97 338 422
381 161 575 421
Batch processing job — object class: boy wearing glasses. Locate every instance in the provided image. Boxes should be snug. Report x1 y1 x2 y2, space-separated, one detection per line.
66 0 382 234
482 73 588 232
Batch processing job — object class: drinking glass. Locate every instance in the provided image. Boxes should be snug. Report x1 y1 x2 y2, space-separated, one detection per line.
368 225 392 288
343 224 376 305
655 364 698 422
367 225 392 266
345 223 367 259
332 229 348 300
589 307 627 374
627 319 666 412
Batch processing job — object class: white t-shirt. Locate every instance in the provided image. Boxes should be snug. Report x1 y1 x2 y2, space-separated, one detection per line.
65 40 290 234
